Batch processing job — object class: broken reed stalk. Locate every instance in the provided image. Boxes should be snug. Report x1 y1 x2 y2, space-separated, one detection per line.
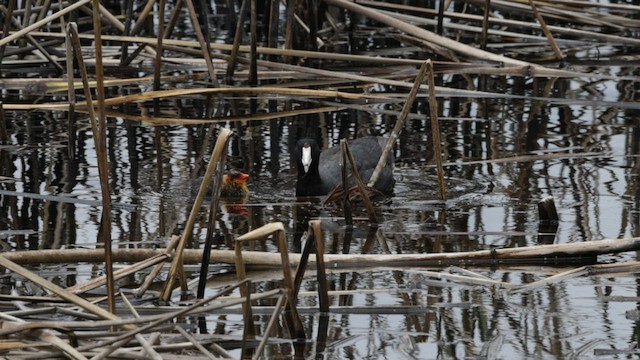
197 132 232 299
77 280 251 355
293 231 314 298
235 222 306 339
0 255 135 329
527 0 563 60
293 220 330 313
66 254 170 295
342 140 378 223
426 59 447 201
368 60 427 189
509 266 589 294
311 220 330 313
90 0 116 317
161 127 232 301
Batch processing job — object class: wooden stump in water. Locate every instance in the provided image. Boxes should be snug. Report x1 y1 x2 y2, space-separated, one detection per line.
538 196 559 244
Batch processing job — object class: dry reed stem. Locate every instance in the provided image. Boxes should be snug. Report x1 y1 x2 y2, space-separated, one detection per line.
0 0 92 47
138 234 181 296
91 0 116 317
0 255 131 326
509 266 590 294
5 236 640 266
198 132 232 299
66 254 170 295
527 0 563 60
2 86 391 111
369 60 427 189
310 220 330 313
235 222 305 339
185 0 219 85
255 293 287 359
341 140 378 222
426 59 447 202
325 0 532 67
102 105 346 126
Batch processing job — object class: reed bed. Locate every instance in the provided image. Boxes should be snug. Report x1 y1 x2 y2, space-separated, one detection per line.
0 0 639 358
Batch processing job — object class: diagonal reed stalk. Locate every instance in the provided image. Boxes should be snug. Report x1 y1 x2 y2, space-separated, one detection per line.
161 128 232 301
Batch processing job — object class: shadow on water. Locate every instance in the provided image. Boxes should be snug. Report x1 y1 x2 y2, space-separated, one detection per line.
1 0 640 358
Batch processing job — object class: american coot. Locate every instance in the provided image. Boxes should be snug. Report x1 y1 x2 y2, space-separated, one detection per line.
294 136 395 196
192 170 250 198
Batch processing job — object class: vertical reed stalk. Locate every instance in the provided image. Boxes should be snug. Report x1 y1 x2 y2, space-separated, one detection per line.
91 0 116 316
340 140 353 225
426 59 447 202
436 0 445 35
480 0 490 50
310 220 330 313
65 25 77 158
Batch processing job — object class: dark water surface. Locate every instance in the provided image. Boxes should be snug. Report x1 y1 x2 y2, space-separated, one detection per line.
1 2 640 359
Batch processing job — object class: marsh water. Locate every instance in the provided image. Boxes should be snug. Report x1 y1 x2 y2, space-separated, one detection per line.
2 2 640 359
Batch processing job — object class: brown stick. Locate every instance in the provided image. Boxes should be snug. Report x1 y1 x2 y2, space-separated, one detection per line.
160 128 232 301
426 59 447 201
527 0 563 60
91 0 115 317
368 60 428 188
4 237 640 266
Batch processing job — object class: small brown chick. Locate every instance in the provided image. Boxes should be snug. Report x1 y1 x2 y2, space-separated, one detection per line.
191 170 250 198
220 170 250 198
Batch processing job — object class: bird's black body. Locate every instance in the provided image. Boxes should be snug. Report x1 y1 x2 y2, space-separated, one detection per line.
294 136 395 197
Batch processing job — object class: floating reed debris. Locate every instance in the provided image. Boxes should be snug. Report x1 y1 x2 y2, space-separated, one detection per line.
4 235 640 267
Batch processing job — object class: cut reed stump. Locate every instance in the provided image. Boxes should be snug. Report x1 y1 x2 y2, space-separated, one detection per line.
538 196 559 244
5 237 640 267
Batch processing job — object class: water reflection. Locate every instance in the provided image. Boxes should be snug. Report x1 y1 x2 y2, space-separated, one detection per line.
2 45 640 360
